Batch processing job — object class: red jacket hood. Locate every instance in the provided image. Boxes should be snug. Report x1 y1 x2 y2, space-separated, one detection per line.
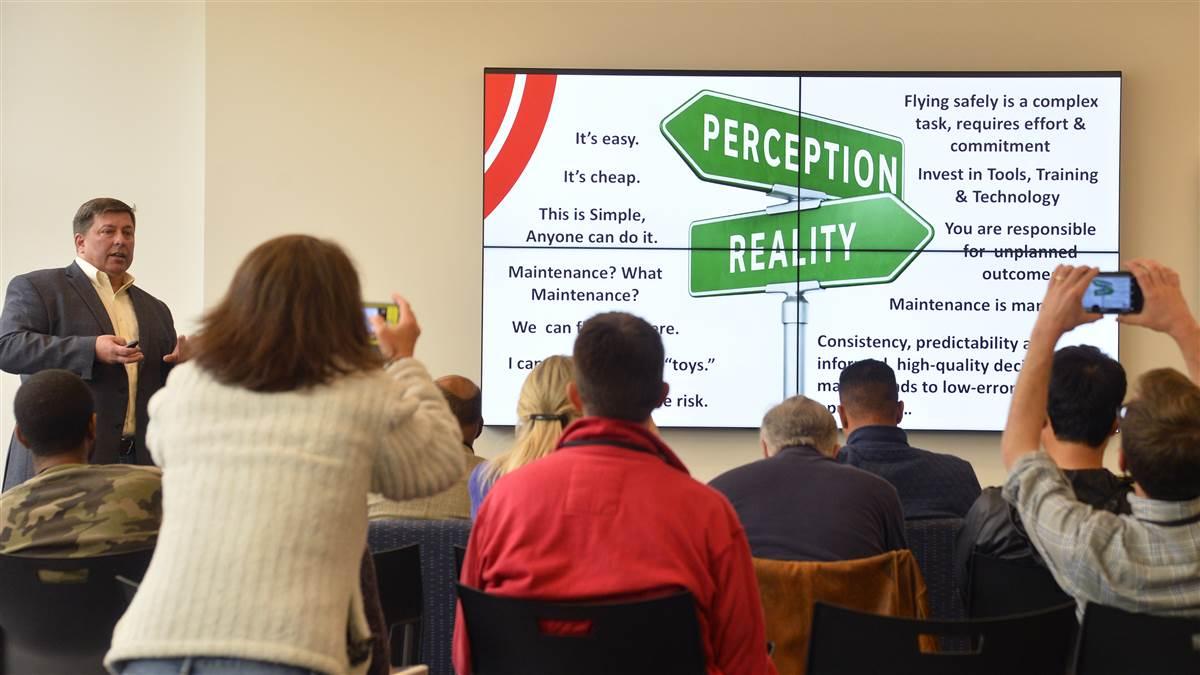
556 416 691 475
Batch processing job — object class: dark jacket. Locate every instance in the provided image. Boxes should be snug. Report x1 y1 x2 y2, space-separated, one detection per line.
710 445 908 562
0 263 177 489
839 425 981 519
954 467 1133 591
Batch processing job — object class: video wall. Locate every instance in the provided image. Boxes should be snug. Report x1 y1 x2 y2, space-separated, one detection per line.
482 70 1121 430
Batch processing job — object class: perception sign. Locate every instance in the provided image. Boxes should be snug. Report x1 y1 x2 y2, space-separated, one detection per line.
661 90 906 199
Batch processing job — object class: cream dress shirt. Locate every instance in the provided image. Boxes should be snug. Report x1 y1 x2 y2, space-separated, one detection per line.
74 256 139 436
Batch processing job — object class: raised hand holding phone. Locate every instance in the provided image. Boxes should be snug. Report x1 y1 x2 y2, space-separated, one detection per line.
371 295 420 360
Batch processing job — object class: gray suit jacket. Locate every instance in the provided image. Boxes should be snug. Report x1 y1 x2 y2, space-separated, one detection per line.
0 262 177 489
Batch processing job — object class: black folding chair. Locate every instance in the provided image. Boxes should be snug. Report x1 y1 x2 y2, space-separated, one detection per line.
1072 602 1200 674
967 553 1072 619
372 544 423 668
0 549 153 675
456 584 705 675
807 600 1077 675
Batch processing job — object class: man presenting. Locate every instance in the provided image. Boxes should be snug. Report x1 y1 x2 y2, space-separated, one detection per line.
0 198 184 489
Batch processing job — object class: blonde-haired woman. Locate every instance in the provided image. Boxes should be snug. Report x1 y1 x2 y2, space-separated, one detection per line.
469 355 578 518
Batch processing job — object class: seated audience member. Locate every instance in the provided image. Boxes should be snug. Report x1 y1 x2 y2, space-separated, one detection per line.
0 369 161 557
710 395 907 561
455 312 776 675
1002 260 1200 617
956 346 1131 591
467 355 578 519
370 374 486 520
838 358 981 518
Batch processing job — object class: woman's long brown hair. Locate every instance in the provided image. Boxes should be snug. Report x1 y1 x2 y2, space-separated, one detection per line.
191 235 382 392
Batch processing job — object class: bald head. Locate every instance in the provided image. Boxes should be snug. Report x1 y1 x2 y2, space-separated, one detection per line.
436 375 483 448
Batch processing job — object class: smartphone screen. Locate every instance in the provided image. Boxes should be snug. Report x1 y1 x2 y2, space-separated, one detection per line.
1082 273 1140 314
363 303 400 343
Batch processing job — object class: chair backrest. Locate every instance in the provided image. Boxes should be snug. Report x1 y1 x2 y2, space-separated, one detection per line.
373 543 423 666
0 548 153 675
753 550 929 675
456 584 706 675
374 544 423 626
807 600 1077 675
454 545 466 578
904 518 966 622
1073 603 1200 674
967 553 1071 619
368 518 471 675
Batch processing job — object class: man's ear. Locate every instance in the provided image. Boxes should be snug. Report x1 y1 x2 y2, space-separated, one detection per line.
473 420 484 441
86 414 97 441
74 232 86 254
566 381 584 414
657 382 670 409
1108 418 1119 439
14 425 28 448
760 437 770 459
895 400 905 424
837 404 849 429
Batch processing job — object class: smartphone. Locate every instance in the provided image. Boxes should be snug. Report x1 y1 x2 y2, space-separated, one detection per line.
125 339 139 349
1082 272 1143 314
363 303 400 344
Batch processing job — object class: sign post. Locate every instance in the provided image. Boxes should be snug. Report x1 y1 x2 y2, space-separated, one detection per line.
663 89 929 398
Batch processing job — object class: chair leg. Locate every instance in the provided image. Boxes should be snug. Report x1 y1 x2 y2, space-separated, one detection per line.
389 621 422 667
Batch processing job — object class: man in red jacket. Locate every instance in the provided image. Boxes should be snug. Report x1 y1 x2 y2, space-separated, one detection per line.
454 312 776 675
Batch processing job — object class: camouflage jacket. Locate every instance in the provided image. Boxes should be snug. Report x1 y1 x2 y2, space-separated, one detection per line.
0 463 162 557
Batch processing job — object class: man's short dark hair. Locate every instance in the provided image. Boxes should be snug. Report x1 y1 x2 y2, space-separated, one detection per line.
1121 368 1200 501
1047 345 1126 448
573 312 664 421
14 370 94 456
439 386 482 429
838 359 898 416
73 197 135 236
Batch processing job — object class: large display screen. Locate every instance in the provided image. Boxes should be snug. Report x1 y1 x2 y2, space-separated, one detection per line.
482 70 1121 430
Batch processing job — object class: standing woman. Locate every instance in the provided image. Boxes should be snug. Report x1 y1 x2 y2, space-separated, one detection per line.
468 355 578 519
106 235 465 675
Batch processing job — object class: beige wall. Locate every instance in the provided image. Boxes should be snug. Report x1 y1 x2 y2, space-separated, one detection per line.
2 1 1196 487
0 1 206 480
204 0 1198 486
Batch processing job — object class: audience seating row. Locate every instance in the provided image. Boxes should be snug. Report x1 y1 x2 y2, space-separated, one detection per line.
3 515 1197 675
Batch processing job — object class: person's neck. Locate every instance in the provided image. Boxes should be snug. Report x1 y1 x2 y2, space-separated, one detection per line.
844 417 897 438
1044 438 1106 471
32 451 88 475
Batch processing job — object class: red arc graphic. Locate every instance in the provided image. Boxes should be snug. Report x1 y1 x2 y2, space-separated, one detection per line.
484 73 557 219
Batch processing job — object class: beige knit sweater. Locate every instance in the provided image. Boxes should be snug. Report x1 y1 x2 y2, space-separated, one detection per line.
105 358 466 675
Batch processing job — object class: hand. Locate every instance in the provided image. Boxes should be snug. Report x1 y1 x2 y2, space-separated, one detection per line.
1118 259 1199 339
372 295 420 360
95 335 144 365
1031 265 1102 341
163 334 190 364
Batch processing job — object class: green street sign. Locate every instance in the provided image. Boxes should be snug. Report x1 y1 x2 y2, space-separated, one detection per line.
689 193 933 296
661 90 905 199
